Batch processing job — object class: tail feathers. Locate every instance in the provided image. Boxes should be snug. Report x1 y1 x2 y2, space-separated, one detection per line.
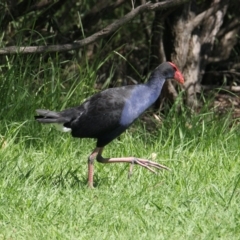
35 109 68 123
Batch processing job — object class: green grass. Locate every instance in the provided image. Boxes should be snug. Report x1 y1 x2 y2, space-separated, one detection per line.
0 56 240 239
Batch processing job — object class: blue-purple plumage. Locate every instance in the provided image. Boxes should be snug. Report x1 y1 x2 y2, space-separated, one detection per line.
35 62 184 147
35 62 185 187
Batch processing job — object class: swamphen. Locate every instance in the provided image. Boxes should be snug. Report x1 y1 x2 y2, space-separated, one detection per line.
35 62 184 187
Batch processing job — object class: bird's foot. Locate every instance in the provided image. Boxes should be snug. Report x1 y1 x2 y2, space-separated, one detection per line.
128 157 170 178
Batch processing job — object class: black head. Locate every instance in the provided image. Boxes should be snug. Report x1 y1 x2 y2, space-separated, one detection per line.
154 62 184 84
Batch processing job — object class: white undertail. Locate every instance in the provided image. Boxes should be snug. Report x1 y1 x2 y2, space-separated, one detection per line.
53 123 72 133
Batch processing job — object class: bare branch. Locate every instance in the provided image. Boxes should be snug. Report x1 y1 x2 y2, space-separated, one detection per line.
82 0 127 26
189 0 229 30
71 0 127 40
0 0 189 55
217 18 240 39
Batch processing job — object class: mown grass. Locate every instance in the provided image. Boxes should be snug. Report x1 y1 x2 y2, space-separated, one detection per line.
0 55 240 239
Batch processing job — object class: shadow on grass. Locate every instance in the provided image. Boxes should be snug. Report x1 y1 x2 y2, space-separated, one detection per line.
17 164 113 189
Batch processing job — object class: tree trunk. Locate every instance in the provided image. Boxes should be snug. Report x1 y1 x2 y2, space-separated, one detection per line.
160 0 230 109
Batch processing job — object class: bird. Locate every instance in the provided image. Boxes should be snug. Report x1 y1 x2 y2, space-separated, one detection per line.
35 62 184 188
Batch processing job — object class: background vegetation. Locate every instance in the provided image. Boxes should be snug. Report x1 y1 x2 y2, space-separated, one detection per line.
0 0 240 239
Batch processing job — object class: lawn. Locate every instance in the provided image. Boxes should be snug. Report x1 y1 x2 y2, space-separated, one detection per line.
0 58 240 239
0 112 240 239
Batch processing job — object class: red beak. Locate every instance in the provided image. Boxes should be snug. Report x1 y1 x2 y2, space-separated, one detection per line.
174 70 184 84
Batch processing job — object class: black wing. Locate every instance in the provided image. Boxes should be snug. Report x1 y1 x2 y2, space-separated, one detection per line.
63 86 134 139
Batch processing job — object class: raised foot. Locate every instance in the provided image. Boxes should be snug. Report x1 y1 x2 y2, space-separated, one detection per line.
128 158 170 178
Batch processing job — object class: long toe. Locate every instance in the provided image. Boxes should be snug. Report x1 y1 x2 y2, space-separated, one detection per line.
135 158 171 171
133 158 158 174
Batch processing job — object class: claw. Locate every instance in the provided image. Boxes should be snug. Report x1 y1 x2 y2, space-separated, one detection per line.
127 158 169 177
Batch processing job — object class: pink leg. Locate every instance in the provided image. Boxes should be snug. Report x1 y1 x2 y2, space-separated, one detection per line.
87 148 99 188
87 147 170 187
96 147 170 177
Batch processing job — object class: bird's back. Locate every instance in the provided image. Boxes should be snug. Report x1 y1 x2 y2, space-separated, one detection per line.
64 86 136 139
35 62 175 147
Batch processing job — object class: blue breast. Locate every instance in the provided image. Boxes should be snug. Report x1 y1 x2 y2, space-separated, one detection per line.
120 85 159 126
